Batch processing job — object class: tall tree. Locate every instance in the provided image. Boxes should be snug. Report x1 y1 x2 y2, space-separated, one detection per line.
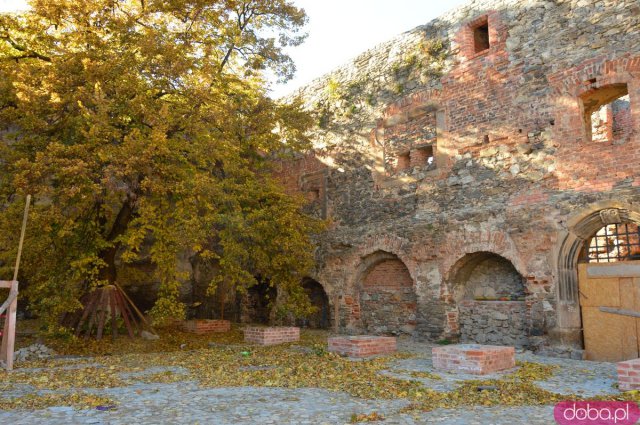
0 0 321 326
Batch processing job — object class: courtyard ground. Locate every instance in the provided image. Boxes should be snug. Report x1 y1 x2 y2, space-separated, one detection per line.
0 325 633 424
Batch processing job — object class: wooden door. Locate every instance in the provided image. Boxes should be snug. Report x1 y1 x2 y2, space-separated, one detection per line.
578 261 640 361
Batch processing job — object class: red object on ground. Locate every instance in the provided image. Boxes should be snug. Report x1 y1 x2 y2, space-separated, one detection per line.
617 358 640 391
243 326 300 345
432 344 515 375
328 335 397 358
181 319 231 334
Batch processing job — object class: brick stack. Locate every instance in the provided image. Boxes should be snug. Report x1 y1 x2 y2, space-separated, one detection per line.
432 344 515 374
181 319 231 334
617 358 640 391
327 336 397 358
243 326 300 345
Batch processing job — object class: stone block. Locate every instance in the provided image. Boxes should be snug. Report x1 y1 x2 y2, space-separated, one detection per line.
243 326 300 346
432 344 515 375
617 358 640 391
328 335 397 358
181 319 231 334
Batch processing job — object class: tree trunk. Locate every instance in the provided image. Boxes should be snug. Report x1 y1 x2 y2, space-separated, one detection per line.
98 198 135 285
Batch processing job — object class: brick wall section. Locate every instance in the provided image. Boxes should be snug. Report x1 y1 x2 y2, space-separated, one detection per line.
432 344 515 374
363 259 413 288
181 320 231 334
384 109 437 175
617 358 640 391
328 336 397 357
361 259 417 334
613 97 632 141
243 327 300 345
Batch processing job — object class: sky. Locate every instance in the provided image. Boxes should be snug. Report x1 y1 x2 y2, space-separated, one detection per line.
0 0 469 97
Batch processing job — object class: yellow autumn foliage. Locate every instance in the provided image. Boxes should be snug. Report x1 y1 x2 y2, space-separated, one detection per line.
0 0 322 327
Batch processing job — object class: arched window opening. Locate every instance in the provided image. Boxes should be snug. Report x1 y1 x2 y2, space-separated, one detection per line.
582 222 640 263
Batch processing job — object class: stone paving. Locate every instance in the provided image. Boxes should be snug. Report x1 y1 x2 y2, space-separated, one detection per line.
0 340 625 424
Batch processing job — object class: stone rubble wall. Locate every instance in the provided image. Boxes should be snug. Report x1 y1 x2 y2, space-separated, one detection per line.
458 301 529 347
276 0 640 353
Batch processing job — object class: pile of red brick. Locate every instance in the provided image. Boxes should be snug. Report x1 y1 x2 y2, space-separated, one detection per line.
243 326 300 345
432 344 515 374
181 319 231 334
327 336 397 358
617 358 640 391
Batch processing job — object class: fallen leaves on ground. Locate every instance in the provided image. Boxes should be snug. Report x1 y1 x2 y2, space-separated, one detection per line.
0 392 116 411
350 411 385 423
5 366 128 390
17 326 248 357
402 361 570 412
395 370 442 380
4 327 583 413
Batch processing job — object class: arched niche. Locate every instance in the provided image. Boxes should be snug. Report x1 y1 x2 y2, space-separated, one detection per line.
449 251 528 347
358 251 417 335
298 278 330 329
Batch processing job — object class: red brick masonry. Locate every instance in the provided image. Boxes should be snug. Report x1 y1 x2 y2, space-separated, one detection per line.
243 326 300 345
617 358 640 391
181 319 231 334
432 344 515 375
327 336 397 358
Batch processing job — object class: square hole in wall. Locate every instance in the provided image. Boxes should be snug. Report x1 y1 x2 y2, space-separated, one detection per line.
581 83 631 144
473 20 490 53
413 145 435 168
396 151 411 172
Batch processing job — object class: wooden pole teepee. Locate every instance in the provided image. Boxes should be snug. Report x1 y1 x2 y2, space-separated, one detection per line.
66 283 153 340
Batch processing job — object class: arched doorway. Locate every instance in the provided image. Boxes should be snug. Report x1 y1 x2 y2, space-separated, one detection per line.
297 278 330 329
556 206 640 361
577 218 640 361
450 252 528 347
359 252 417 335
244 279 276 324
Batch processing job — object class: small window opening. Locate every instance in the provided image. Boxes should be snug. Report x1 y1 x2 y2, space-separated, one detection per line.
396 152 411 172
582 223 640 263
411 145 435 168
582 83 630 144
473 21 490 53
305 188 320 202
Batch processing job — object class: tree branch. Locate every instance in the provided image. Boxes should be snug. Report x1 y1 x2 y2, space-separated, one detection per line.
0 34 52 62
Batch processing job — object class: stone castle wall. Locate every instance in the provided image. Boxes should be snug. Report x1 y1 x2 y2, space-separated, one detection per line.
276 0 640 353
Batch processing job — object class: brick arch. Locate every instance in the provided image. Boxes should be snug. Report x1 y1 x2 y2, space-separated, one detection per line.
441 230 525 300
446 251 529 347
448 251 526 302
304 270 336 298
549 54 640 98
348 234 416 290
355 250 417 335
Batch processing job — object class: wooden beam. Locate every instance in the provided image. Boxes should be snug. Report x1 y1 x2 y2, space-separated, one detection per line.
599 306 640 318
1 281 18 371
0 280 15 289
